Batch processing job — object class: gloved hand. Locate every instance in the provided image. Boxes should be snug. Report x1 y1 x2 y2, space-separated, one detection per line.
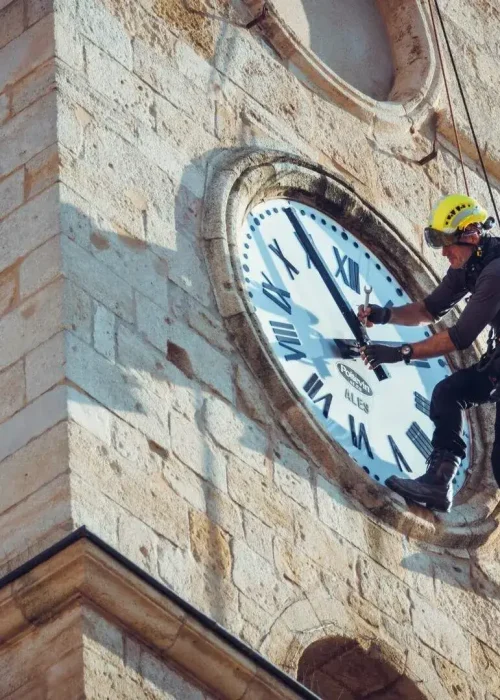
360 344 403 369
357 304 391 328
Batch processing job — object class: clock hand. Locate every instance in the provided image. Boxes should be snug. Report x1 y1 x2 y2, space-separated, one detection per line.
284 207 388 381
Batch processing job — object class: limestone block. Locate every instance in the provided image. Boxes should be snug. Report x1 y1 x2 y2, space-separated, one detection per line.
410 590 471 672
20 234 61 298
205 397 267 474
157 537 240 628
93 302 116 361
77 0 133 69
0 93 8 124
0 278 63 371
0 358 24 423
67 332 171 450
189 509 232 579
0 168 24 222
273 536 323 594
273 443 313 511
62 236 134 323
0 420 66 516
133 37 216 134
27 0 53 27
71 474 119 549
358 556 411 625
472 636 500 697
227 456 295 540
242 510 274 563
67 386 112 445
316 473 367 551
85 41 154 128
232 538 294 616
0 472 71 571
167 321 234 402
111 414 159 472
170 409 228 493
45 647 85 700
213 25 314 140
163 455 209 513
0 384 66 462
10 57 55 116
156 235 212 308
0 184 59 273
64 279 93 344
0 605 82 698
293 506 357 585
0 14 54 94
205 485 244 540
140 647 206 700
54 14 84 71
234 362 273 427
0 267 18 317
25 332 65 401
118 512 159 575
136 293 169 353
24 143 58 200
0 0 23 50
69 422 189 548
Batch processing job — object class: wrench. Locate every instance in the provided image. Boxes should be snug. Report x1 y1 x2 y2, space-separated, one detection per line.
363 285 373 325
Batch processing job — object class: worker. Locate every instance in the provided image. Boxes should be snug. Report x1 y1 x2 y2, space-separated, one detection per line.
358 194 500 512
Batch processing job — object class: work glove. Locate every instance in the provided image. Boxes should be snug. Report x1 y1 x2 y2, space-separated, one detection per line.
357 304 391 327
361 344 403 369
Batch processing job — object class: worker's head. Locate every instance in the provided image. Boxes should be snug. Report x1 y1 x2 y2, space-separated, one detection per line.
425 194 493 268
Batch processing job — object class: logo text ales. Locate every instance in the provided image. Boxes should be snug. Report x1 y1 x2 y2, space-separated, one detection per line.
337 363 373 396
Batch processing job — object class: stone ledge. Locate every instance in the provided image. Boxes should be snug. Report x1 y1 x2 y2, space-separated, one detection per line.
0 528 317 700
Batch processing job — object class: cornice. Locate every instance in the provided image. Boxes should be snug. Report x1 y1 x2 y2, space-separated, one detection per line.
0 528 318 700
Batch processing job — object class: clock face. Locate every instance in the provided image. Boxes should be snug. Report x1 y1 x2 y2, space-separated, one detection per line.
238 199 471 489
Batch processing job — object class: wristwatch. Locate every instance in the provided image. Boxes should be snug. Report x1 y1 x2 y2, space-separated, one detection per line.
400 344 414 365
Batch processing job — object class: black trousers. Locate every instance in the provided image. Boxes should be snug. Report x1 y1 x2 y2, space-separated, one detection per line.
430 363 500 487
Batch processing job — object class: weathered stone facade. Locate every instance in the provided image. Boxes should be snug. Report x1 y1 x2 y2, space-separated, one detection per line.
2 0 500 697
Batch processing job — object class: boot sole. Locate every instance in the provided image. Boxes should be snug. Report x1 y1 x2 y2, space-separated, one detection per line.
386 480 451 513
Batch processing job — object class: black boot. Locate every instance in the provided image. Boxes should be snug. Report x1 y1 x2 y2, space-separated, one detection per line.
385 449 460 512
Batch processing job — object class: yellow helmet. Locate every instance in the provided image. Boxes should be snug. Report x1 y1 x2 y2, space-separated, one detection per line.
425 194 489 248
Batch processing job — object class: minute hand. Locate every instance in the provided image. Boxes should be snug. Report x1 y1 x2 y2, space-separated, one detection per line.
284 207 388 381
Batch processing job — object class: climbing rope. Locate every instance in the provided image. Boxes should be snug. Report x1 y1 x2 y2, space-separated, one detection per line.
429 0 500 223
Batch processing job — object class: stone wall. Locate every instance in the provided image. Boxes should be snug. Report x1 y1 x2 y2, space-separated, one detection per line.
2 0 500 697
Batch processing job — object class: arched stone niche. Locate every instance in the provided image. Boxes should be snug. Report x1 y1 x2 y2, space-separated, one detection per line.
243 0 440 121
203 147 499 547
297 637 428 699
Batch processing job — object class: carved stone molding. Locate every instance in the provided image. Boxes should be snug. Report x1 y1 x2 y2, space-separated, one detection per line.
203 147 499 548
243 0 441 123
0 532 312 700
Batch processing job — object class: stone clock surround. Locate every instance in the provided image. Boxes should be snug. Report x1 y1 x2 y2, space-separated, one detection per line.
203 148 499 547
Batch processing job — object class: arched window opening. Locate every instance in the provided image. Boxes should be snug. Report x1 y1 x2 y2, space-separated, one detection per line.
271 0 395 100
297 637 428 700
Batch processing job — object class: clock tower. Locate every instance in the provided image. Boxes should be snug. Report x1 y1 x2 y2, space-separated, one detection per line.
2 1 500 698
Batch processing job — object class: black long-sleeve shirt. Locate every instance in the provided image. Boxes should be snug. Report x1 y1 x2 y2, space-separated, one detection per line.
424 257 500 350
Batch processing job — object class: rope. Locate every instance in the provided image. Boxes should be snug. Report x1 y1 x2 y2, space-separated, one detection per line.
432 0 500 223
427 0 469 195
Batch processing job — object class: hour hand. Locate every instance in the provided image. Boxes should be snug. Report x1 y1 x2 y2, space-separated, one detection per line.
284 206 388 381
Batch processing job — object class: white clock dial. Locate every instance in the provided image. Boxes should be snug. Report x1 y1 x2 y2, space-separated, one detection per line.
239 199 471 489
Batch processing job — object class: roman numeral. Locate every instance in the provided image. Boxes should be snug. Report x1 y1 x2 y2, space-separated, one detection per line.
333 246 360 293
407 422 432 459
269 239 300 280
270 321 306 361
349 415 374 459
388 435 412 473
261 273 292 315
304 373 333 418
414 392 430 417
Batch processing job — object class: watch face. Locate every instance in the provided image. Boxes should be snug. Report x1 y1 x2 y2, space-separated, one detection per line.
238 199 471 489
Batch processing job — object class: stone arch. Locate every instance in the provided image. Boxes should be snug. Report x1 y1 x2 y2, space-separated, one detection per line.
297 636 428 699
243 0 440 121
